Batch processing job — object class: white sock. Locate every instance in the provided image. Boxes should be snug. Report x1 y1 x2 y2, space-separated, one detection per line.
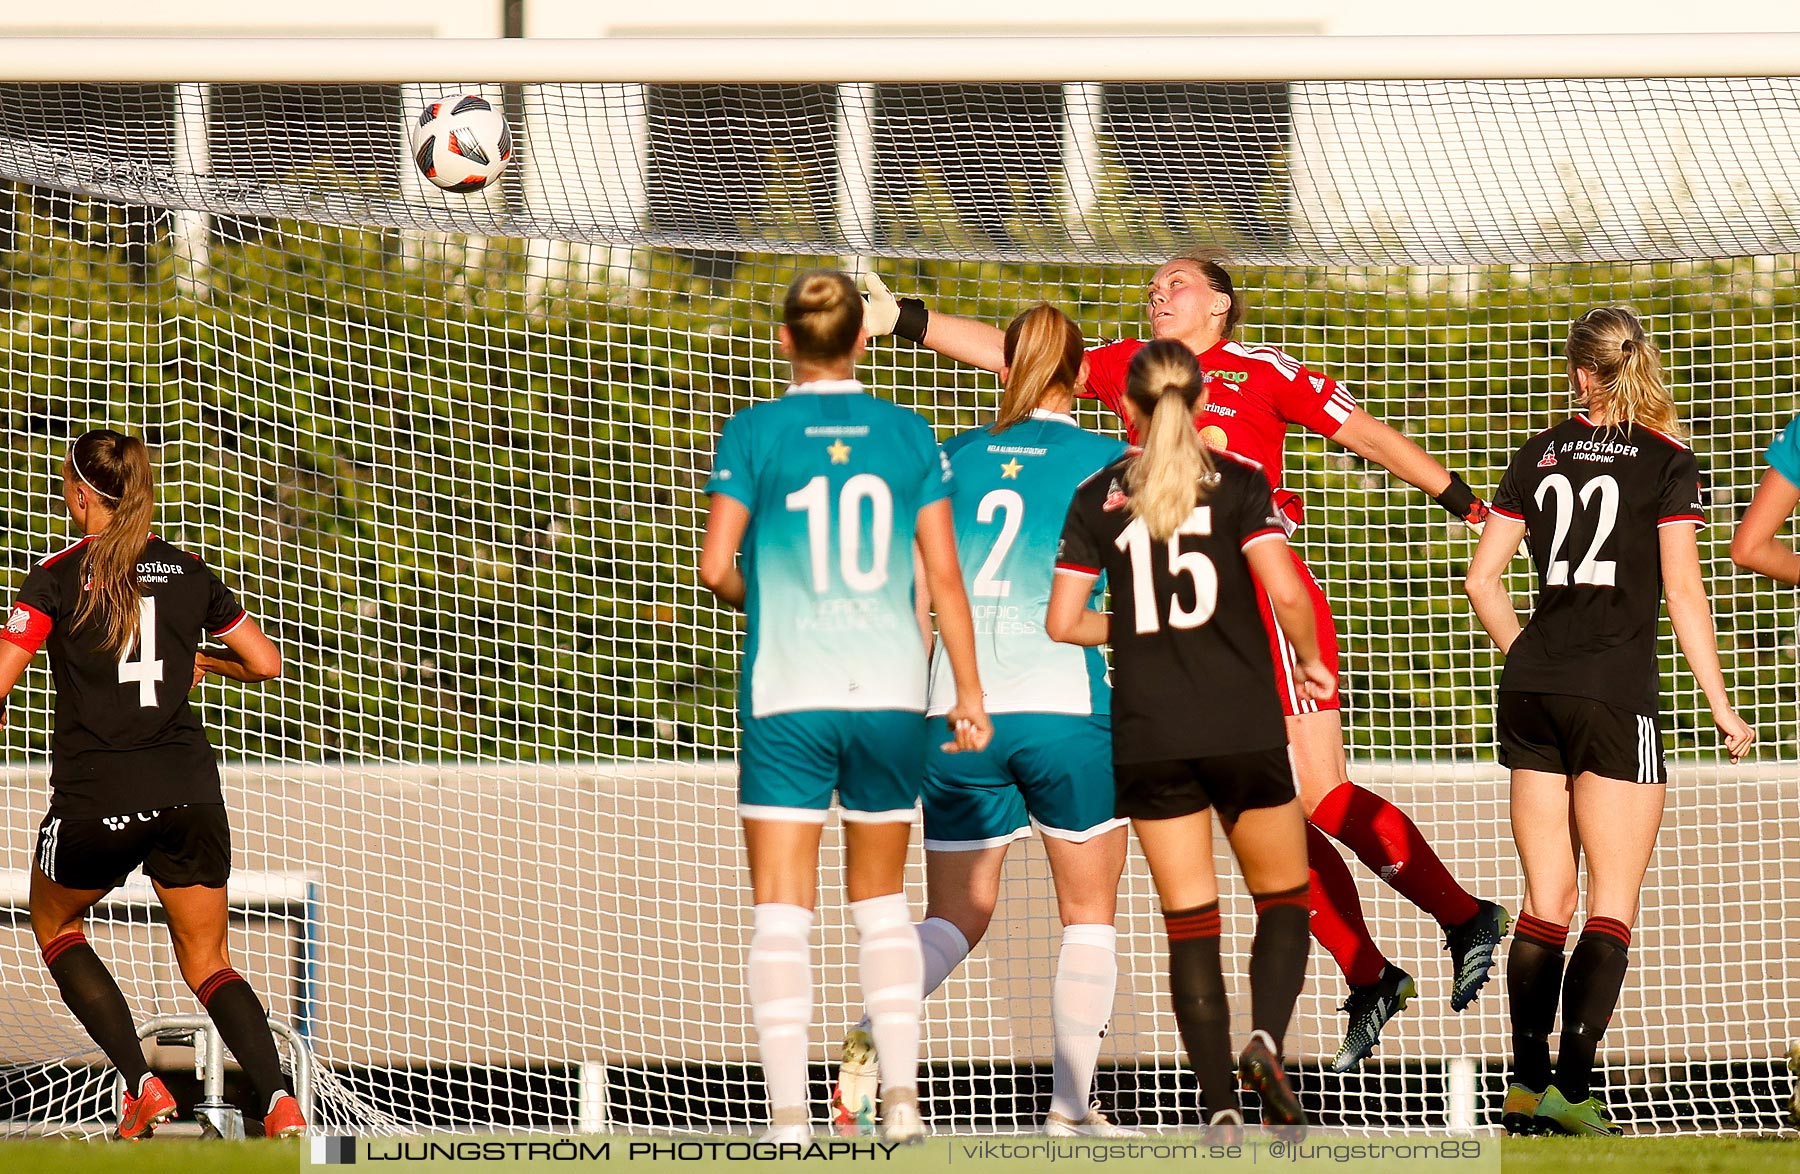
1049 923 1118 1120
850 894 923 1096
855 916 970 1036
918 916 972 1000
749 903 815 1121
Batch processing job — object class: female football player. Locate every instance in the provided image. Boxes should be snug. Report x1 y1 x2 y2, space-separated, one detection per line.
0 429 304 1140
864 253 1508 1070
831 305 1134 1138
700 269 992 1145
1728 412 1800 583
1465 307 1754 1137
1048 340 1330 1142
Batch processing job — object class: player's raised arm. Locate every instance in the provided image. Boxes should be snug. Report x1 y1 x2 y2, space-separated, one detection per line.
860 269 1006 373
1330 409 1489 530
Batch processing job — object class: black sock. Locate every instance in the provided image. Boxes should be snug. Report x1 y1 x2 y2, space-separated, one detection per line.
1164 903 1238 1116
197 969 289 1107
1508 915 1568 1092
1248 884 1310 1051
43 932 151 1092
1555 918 1631 1103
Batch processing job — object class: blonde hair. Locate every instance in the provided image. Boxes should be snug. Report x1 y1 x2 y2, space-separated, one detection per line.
782 270 862 364
1170 247 1244 337
1566 307 1683 438
67 429 155 657
1124 340 1216 541
992 304 1084 433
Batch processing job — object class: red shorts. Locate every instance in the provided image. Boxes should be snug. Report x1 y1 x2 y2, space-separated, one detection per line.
1253 549 1342 717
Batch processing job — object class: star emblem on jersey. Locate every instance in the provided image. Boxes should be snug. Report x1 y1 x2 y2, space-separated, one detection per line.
827 439 851 464
1000 459 1022 479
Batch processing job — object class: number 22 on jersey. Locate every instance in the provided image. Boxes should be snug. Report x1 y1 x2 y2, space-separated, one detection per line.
1116 508 1219 634
1535 473 1619 587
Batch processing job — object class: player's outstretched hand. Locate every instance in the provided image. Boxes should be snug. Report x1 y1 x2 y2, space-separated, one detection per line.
860 267 900 338
1713 706 1755 764
1296 658 1337 703
942 701 993 754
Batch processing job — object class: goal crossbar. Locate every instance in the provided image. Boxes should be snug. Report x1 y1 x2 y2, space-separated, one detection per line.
1 33 1800 84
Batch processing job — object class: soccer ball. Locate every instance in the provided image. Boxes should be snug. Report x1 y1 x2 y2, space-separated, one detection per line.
409 95 512 193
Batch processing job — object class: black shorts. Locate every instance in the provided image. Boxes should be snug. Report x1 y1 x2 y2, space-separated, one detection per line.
1114 746 1297 822
1497 692 1666 785
35 804 232 891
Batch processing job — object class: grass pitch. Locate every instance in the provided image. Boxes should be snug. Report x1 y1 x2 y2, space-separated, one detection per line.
0 1134 1791 1173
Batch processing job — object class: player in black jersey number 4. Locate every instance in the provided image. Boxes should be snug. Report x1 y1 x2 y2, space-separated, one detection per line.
1464 310 1754 1138
1048 341 1331 1143
0 431 306 1141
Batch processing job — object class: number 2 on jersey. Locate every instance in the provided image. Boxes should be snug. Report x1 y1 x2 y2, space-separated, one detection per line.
1535 473 1618 587
1116 508 1219 634
971 489 1024 598
785 474 893 593
117 596 164 707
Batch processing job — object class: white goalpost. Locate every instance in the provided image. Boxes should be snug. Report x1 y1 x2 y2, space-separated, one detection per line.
0 33 1795 1138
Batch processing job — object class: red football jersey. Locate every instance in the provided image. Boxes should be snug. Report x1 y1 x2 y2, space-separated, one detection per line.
1082 337 1358 529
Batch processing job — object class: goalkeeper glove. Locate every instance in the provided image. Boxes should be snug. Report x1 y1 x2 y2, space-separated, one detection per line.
859 268 929 343
1434 472 1489 530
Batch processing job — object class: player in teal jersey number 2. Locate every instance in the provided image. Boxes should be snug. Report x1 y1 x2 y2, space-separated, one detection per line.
700 271 993 1145
831 305 1137 1138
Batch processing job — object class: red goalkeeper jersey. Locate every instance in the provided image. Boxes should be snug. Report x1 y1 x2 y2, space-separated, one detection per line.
1082 337 1358 529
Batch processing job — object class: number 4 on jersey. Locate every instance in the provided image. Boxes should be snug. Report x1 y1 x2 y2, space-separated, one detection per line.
117 596 164 707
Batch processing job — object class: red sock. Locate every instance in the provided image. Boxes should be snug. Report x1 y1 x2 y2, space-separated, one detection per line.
1306 822 1388 987
1311 783 1480 929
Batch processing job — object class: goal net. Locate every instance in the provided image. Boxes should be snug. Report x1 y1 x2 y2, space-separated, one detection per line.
0 39 1795 1137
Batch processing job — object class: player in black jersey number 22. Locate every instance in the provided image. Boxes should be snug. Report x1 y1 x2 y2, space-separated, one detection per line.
1464 310 1754 1138
1047 341 1331 1143
0 431 306 1140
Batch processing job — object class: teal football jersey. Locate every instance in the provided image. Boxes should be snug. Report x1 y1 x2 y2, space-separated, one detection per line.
927 410 1127 717
706 380 953 718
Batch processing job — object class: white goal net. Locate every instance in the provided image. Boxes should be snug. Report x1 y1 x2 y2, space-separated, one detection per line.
0 39 1795 1137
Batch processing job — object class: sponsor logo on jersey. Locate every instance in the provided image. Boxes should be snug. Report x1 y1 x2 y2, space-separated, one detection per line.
1537 443 1558 467
1571 436 1639 461
1102 479 1128 512
985 444 1047 456
136 559 187 585
1203 402 1237 418
1200 425 1229 451
1204 369 1249 383
805 425 870 437
1310 375 1326 393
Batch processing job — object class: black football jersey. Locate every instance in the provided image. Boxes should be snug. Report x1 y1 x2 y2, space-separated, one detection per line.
1057 452 1290 763
1490 415 1706 716
3 535 248 818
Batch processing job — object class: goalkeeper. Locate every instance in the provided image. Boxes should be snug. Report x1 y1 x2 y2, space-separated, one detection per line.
865 254 1510 1072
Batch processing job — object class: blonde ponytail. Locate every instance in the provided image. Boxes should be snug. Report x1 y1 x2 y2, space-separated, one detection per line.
1566 306 1683 439
993 304 1084 433
67 430 155 656
1123 339 1216 541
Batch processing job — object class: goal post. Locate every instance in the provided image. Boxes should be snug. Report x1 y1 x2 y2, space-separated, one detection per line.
0 34 1795 1137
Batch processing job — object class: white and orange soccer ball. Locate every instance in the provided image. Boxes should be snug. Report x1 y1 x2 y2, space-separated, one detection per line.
409 95 512 193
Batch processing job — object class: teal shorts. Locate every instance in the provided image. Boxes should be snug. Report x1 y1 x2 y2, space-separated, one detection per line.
922 713 1122 851
738 709 925 824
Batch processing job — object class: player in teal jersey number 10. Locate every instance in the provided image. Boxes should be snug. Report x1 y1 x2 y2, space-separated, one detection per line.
700 271 992 1146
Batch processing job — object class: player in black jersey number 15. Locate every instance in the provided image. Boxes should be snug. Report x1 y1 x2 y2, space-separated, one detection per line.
1047 341 1331 1142
1464 310 1754 1138
0 431 306 1140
